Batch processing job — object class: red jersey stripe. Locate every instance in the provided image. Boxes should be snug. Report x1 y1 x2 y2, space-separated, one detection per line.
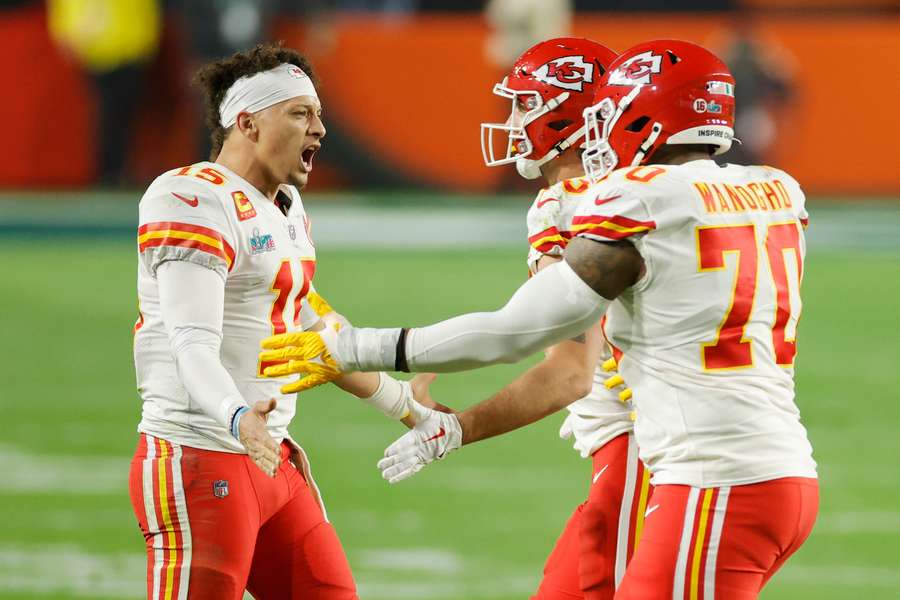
139 235 234 270
138 221 235 262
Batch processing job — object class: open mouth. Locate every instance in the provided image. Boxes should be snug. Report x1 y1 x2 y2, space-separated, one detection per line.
300 145 319 173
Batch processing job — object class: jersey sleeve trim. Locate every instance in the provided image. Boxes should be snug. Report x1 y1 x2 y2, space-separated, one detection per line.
138 222 236 270
570 214 657 240
528 225 573 254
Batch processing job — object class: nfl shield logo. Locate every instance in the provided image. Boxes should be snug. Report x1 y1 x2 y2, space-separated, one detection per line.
213 480 229 498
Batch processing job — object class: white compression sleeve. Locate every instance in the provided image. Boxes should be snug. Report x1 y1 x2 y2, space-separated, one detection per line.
157 260 249 432
405 260 609 371
348 260 609 372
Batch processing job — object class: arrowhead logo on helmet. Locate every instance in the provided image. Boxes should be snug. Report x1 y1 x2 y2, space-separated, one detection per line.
533 56 594 92
608 51 663 86
480 38 618 179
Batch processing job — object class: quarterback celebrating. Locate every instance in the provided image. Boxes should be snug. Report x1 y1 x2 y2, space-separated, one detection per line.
261 40 818 598
128 44 428 600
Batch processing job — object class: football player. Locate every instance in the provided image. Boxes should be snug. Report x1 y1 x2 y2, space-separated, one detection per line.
260 39 818 599
128 43 432 600
478 37 650 599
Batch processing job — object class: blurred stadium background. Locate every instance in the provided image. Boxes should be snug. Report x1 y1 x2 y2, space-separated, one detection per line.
1 1 899 599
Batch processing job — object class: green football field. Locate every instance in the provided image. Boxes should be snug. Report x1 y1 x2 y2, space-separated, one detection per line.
1 217 899 598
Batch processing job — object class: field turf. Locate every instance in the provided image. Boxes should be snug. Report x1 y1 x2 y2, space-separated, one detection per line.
0 238 898 599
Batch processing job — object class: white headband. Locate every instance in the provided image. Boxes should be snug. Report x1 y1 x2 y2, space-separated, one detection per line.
218 63 318 128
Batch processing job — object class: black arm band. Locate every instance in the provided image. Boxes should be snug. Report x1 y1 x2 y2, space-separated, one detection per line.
394 327 410 372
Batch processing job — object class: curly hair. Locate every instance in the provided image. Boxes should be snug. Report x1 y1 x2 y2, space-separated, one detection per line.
192 42 318 159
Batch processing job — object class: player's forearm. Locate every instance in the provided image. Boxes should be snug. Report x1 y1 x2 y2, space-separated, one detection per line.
333 371 380 397
169 327 248 431
457 357 593 445
343 261 609 373
157 261 249 433
334 371 415 423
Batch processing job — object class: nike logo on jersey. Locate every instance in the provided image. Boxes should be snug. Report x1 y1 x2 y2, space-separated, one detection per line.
645 504 660 517
172 192 199 207
536 197 559 209
594 194 622 205
592 464 609 484
423 427 446 443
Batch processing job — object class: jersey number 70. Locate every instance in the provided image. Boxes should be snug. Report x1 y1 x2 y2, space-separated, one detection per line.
696 222 803 370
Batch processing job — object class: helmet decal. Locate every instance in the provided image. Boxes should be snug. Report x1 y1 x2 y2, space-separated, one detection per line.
532 56 595 92
693 98 723 114
608 51 663 86
706 81 735 96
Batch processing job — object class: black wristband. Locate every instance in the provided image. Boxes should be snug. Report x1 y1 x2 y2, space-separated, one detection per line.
394 328 410 372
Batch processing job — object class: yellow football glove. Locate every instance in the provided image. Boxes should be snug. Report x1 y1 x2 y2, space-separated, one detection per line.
305 291 334 318
258 292 344 393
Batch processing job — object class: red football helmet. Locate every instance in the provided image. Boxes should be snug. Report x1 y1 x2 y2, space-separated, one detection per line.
582 40 736 181
481 37 617 180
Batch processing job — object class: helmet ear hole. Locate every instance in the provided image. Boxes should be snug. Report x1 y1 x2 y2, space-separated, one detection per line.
548 119 573 131
625 116 651 132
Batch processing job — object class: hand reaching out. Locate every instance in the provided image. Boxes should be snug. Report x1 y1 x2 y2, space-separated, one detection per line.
377 407 463 484
238 399 281 477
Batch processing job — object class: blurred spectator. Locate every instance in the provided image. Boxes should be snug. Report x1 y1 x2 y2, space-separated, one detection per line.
711 22 796 165
48 0 161 185
483 0 572 193
176 0 279 159
178 0 277 62
484 0 573 69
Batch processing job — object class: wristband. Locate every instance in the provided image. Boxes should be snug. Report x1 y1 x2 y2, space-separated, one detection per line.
395 328 410 372
360 372 413 420
230 406 250 439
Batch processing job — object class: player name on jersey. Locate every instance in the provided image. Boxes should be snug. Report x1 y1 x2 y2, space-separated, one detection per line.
693 179 794 215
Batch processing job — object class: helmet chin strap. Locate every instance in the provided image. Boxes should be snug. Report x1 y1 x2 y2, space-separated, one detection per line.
515 91 573 180
631 122 663 165
516 123 588 180
582 85 644 181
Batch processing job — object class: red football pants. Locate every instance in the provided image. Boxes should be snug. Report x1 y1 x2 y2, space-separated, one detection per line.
128 433 358 600
533 433 652 600
615 477 818 599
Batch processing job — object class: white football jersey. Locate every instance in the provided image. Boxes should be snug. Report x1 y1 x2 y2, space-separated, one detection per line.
134 161 319 452
571 160 816 486
526 176 634 458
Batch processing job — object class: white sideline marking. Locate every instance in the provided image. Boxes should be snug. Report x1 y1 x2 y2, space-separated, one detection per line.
779 565 900 587
357 548 463 574
815 511 900 534
0 445 126 494
353 547 537 598
0 544 145 598
357 576 537 599
0 543 531 600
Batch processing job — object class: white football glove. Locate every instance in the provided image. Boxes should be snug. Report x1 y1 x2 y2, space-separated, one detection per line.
558 414 574 440
376 407 463 484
